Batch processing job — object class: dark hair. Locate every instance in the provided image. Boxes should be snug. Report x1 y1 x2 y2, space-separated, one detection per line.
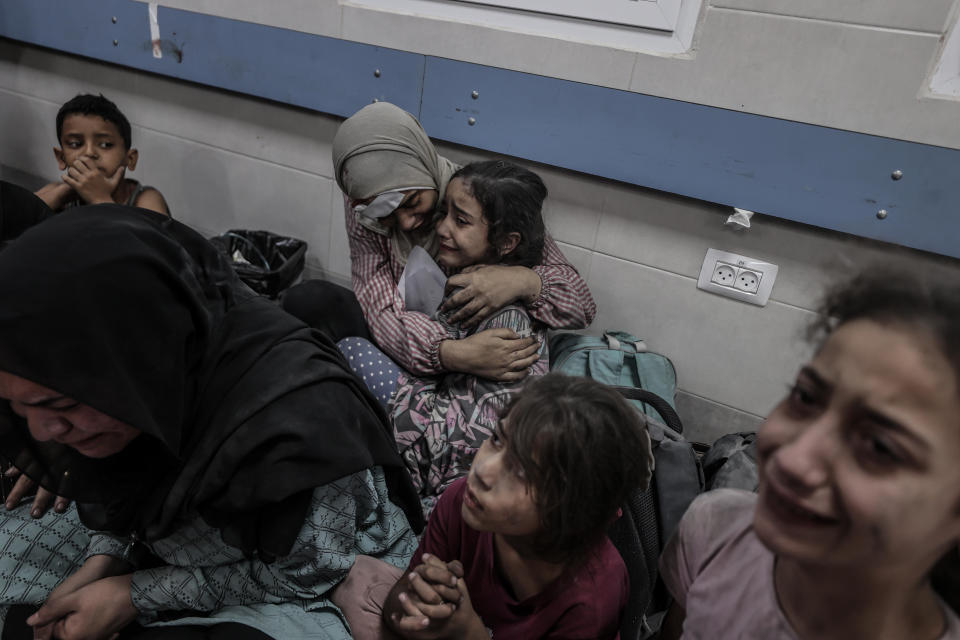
56 94 132 150
809 268 960 382
450 160 546 268
810 268 960 611
501 373 652 565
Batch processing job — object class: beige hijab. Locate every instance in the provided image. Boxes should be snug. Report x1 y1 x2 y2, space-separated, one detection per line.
332 102 458 264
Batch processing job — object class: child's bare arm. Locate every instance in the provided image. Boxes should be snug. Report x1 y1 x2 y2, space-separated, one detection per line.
133 187 170 217
34 182 74 210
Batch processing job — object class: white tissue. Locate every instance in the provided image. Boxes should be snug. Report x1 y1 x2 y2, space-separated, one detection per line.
398 246 447 318
726 207 754 229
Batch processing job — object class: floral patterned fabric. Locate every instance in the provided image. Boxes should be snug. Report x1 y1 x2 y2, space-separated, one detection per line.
389 304 548 516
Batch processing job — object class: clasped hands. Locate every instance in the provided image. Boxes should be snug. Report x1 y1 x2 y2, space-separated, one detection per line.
389 554 486 640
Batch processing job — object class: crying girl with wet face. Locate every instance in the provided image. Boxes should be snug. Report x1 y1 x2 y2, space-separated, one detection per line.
659 269 960 640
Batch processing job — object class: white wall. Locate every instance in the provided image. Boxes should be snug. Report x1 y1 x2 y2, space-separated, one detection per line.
3 0 960 440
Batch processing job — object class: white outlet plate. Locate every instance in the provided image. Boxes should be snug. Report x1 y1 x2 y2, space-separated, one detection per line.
697 248 778 306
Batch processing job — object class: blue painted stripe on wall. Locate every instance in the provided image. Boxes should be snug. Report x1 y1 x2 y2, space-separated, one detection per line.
2 0 959 258
0 1 425 117
420 57 960 259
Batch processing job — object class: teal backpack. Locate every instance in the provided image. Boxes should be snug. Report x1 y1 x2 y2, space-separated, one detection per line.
549 330 677 420
551 332 698 638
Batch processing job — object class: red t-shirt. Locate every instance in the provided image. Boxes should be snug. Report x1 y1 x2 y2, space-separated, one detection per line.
410 477 627 640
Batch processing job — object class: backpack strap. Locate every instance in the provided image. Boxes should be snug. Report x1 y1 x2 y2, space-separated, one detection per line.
603 330 647 353
611 386 682 435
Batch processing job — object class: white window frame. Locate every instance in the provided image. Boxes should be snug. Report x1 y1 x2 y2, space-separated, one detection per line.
928 8 960 99
343 0 702 54
452 0 681 32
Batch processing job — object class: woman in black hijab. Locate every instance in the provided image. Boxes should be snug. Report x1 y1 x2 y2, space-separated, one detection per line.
0 204 422 640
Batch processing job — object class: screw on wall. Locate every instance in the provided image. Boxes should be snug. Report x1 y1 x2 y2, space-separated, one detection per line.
471 90 479 99
891 170 903 180
877 209 888 220
374 69 381 77
468 117 477 126
112 16 118 23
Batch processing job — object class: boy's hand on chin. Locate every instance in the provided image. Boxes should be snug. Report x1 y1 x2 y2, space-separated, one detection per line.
443 265 541 328
63 160 123 205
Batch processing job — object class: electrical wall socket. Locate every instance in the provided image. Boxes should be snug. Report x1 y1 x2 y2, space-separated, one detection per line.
697 249 778 306
710 263 737 287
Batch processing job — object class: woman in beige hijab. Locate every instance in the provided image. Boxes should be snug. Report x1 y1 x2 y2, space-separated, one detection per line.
283 102 596 383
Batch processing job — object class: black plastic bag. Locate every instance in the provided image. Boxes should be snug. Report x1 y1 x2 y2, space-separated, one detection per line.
210 229 307 299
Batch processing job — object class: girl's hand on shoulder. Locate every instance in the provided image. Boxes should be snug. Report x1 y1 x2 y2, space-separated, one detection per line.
439 329 539 381
443 265 542 328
